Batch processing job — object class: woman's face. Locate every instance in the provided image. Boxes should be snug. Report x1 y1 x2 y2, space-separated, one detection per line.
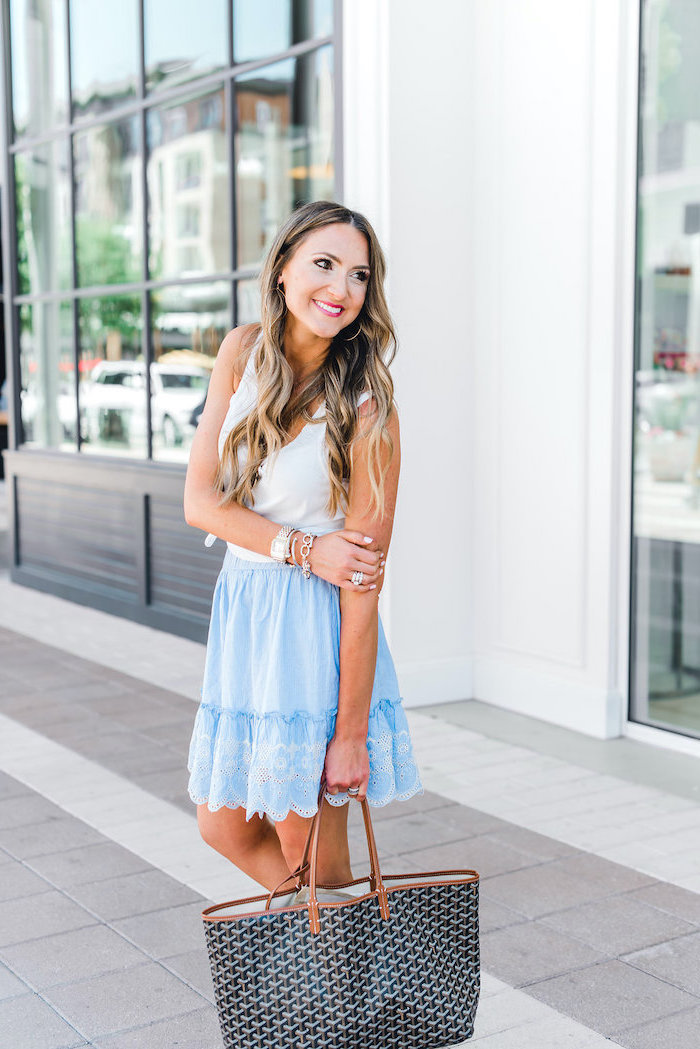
279 223 370 342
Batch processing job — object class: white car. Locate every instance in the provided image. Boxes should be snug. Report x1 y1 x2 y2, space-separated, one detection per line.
81 361 210 447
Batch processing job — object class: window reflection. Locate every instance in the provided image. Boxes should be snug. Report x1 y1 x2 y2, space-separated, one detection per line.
235 46 334 267
236 279 261 325
233 0 333 63
631 0 700 737
10 0 68 138
70 0 139 118
19 302 76 451
78 295 146 458
74 119 143 288
151 282 229 462
145 0 228 93
147 90 229 281
15 141 73 295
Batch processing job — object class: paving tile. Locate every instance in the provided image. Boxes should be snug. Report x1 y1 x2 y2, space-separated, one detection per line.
113 902 208 958
626 881 700 926
0 961 28 1001
400 835 545 879
541 895 696 956
0 859 52 902
478 896 528 934
68 868 203 921
0 794 67 830
485 824 579 862
93 1005 221 1048
613 1005 700 1049
0 773 31 801
0 890 97 947
0 816 105 859
0 991 88 1049
2 924 146 989
43 962 207 1040
623 930 700 996
161 948 215 1002
481 920 607 987
27 842 151 888
527 959 698 1036
78 693 189 731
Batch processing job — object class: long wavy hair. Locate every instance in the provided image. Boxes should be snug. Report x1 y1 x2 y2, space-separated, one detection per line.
215 200 397 520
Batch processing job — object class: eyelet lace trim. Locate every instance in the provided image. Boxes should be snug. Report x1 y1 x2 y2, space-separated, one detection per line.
187 698 423 822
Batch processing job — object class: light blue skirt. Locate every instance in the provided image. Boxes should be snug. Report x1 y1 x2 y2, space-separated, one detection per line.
187 549 423 822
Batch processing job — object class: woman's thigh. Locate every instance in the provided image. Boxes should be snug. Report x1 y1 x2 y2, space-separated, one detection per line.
275 798 352 882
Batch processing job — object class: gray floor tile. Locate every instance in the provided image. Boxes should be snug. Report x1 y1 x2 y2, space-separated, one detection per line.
553 853 655 895
68 868 203 921
527 959 698 1036
613 1005 700 1049
0 992 88 1049
1 924 147 989
27 842 151 889
139 721 194 751
113 902 208 958
623 930 700 996
364 790 455 821
78 693 188 731
485 824 579 862
0 891 97 947
541 895 696 956
0 961 29 1001
422 804 505 838
481 920 607 986
105 747 184 779
93 1005 221 1048
627 882 700 927
43 962 207 1039
0 794 67 830
0 773 31 801
161 948 215 1002
0 860 52 902
0 816 105 860
478 896 528 934
399 834 544 879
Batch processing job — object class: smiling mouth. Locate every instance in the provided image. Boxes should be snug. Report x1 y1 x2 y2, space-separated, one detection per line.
312 299 344 317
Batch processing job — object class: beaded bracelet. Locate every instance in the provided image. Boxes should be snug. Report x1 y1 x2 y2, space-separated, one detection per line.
299 532 316 579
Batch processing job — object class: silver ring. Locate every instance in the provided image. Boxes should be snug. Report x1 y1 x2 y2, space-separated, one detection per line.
347 786 360 796
351 571 364 586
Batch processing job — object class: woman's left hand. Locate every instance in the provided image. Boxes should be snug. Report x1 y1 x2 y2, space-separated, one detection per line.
323 734 370 802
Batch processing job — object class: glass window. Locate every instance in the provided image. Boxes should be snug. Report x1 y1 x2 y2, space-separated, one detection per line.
74 118 143 288
18 302 76 451
78 294 146 457
144 0 228 93
15 141 73 296
631 0 700 738
147 89 229 281
235 46 334 267
233 0 333 63
150 281 229 462
10 0 69 139
69 0 140 118
236 278 261 325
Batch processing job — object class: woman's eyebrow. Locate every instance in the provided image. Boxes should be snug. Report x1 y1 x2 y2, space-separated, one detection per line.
313 251 370 269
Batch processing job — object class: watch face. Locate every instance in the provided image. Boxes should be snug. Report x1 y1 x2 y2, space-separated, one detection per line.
271 537 285 561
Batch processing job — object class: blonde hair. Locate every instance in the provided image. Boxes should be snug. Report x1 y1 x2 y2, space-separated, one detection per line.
215 201 397 519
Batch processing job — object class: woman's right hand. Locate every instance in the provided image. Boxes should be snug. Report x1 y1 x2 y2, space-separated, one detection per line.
306 531 384 591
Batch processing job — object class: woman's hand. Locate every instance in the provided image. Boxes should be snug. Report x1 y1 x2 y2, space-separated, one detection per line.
323 734 370 802
307 530 384 592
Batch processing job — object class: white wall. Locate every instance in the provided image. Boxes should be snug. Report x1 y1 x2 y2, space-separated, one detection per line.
343 0 639 738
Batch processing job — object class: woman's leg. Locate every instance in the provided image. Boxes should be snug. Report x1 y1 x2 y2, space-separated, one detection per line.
275 797 352 884
197 804 292 891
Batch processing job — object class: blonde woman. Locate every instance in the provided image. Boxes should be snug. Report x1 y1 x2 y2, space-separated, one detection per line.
185 201 422 894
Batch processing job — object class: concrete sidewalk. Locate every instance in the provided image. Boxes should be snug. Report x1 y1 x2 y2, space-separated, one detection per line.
1 573 700 1047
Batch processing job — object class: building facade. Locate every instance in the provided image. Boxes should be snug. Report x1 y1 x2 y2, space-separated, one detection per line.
3 0 700 753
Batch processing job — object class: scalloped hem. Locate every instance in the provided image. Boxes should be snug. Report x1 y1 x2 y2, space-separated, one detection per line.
187 697 423 823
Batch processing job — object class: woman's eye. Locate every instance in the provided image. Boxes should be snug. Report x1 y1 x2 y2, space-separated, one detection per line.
353 271 370 283
314 258 332 270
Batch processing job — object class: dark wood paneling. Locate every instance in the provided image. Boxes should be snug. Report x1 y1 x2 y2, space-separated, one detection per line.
5 450 222 642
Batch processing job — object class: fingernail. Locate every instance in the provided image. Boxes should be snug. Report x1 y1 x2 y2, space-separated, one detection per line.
380 560 386 566
370 584 377 589
379 567 384 574
364 536 373 543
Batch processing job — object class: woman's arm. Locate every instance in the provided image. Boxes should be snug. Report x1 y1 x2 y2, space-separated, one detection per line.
184 327 385 589
323 403 401 801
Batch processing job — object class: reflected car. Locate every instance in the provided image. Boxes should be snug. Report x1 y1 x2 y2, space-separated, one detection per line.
81 361 210 447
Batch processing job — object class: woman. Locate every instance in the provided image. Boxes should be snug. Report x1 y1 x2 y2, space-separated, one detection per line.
184 200 422 894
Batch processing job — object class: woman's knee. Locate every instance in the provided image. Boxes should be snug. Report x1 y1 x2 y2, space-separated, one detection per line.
197 804 264 858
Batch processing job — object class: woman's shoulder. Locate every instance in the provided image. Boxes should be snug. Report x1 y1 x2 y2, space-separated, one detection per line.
216 323 261 392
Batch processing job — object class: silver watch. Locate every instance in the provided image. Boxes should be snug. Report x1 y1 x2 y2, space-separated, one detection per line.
270 524 294 563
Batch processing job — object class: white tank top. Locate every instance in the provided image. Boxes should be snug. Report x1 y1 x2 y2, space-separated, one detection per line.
207 348 370 562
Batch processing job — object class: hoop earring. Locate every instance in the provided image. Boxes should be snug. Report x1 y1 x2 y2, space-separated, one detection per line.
343 322 362 342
